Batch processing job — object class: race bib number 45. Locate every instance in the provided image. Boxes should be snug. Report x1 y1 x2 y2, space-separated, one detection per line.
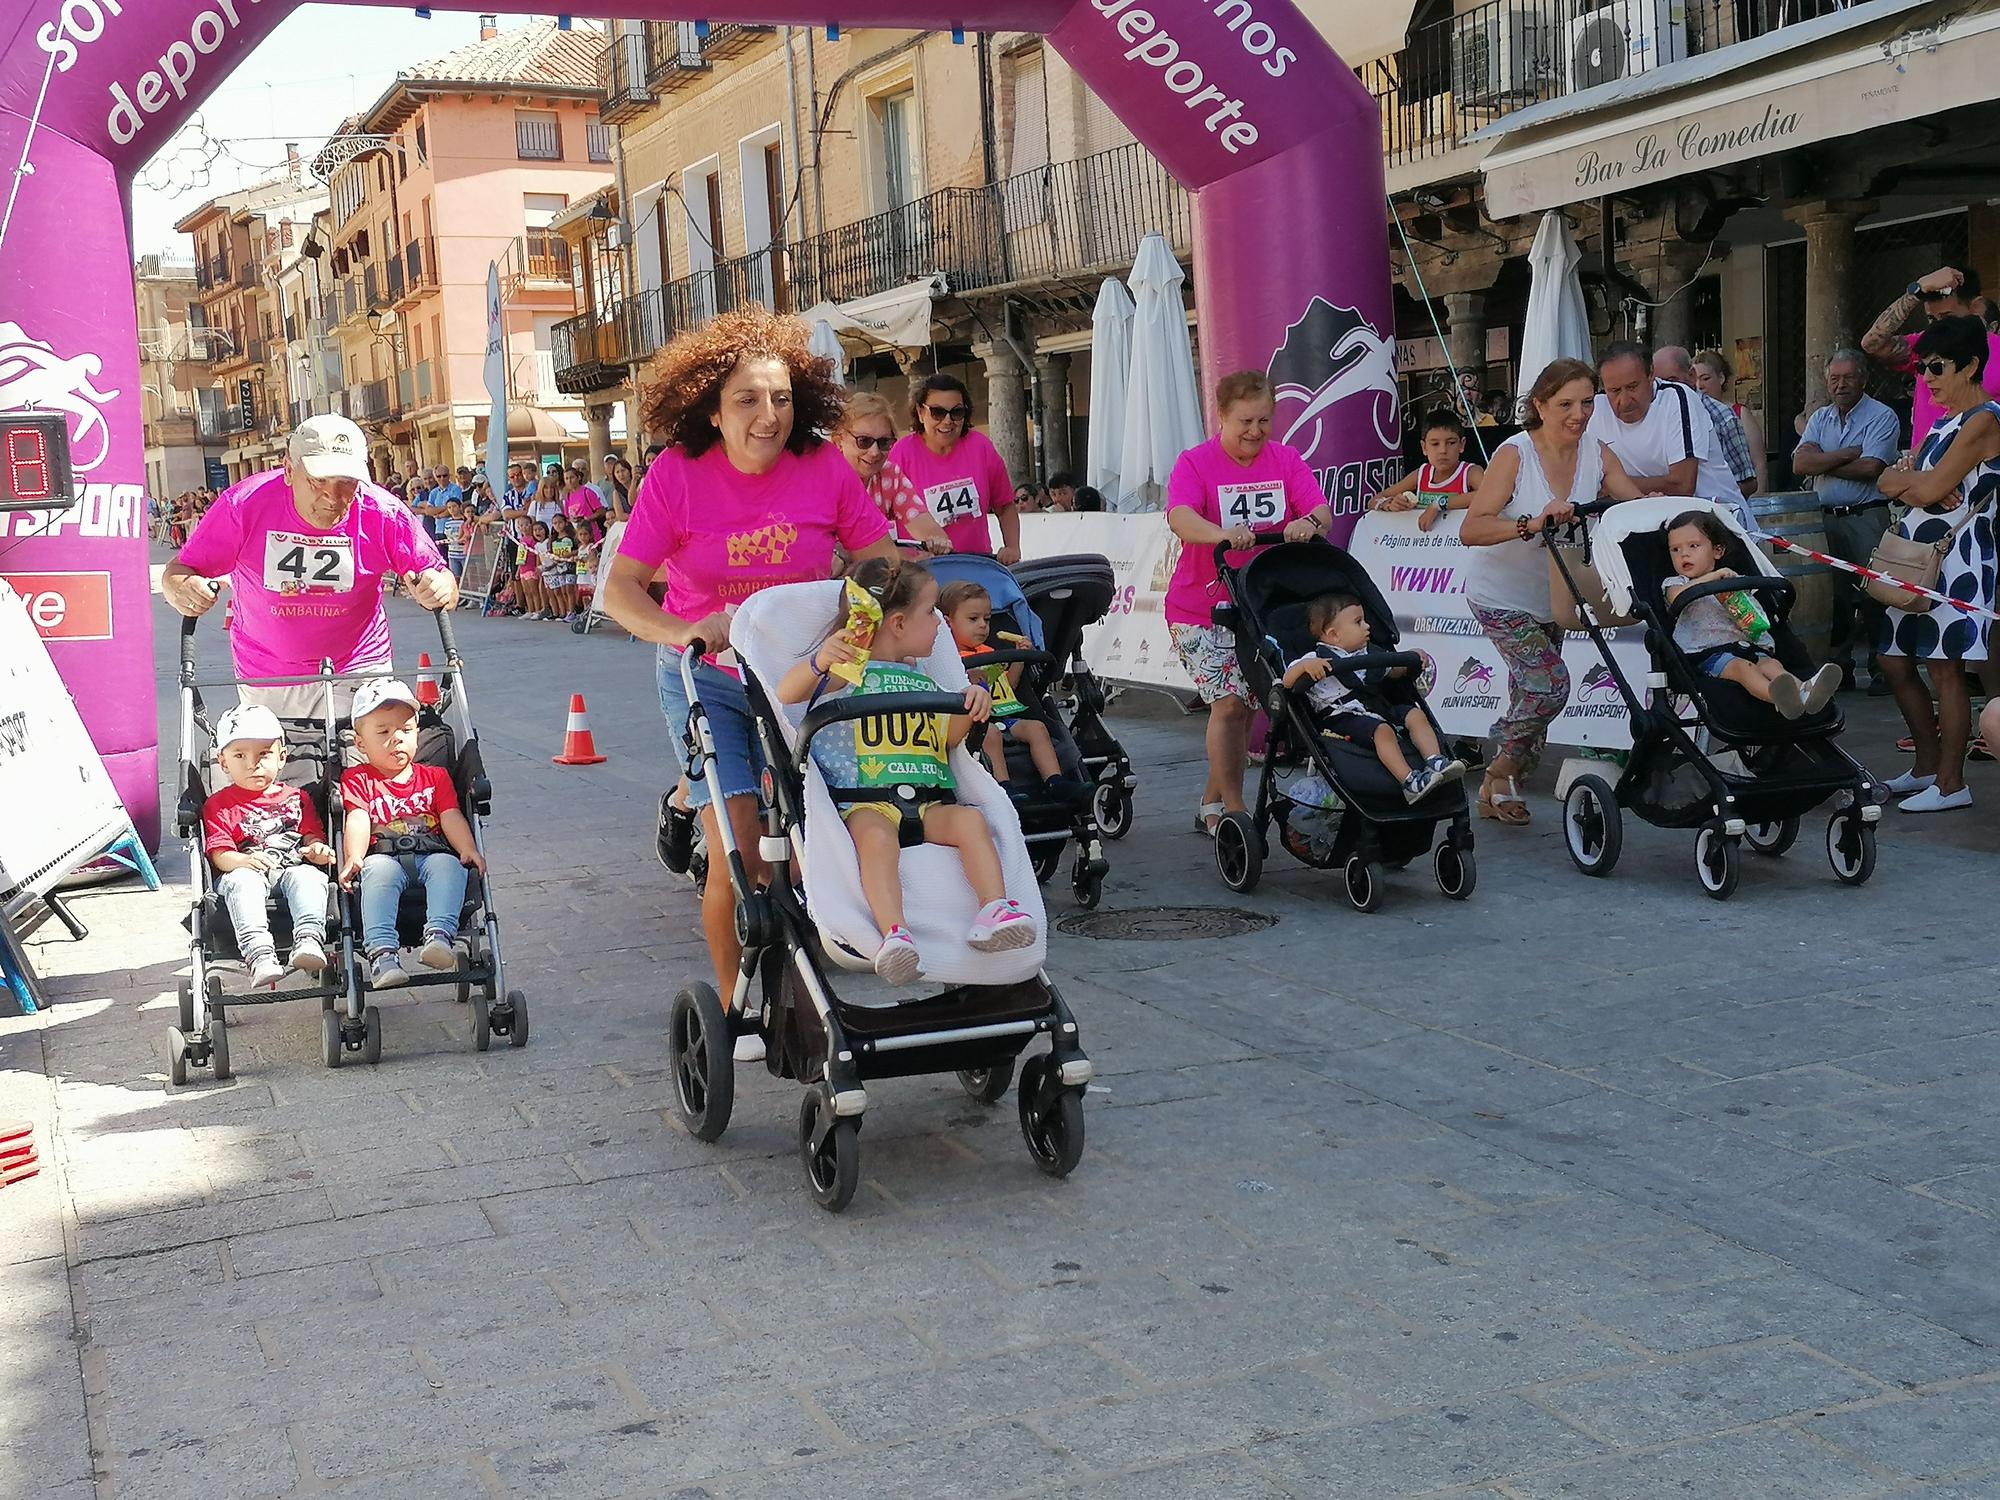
925 480 982 526
263 531 355 595
1218 481 1285 529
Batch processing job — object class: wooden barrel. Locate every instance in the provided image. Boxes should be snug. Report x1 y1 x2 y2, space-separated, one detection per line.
1750 490 1833 664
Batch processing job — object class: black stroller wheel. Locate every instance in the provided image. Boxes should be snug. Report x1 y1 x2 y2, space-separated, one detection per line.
167 1027 190 1087
668 984 735 1143
1029 843 1063 883
1214 812 1261 893
1017 1055 1085 1177
800 1084 861 1212
1562 775 1622 877
1434 841 1476 901
1343 856 1382 914
1092 782 1133 840
209 987 231 1082
176 977 195 1033
361 1005 382 1066
1695 824 1741 901
506 990 531 1048
1744 816 1799 857
470 990 491 1051
1827 810 1877 886
456 935 479 1004
321 1007 343 1069
1071 862 1104 910
958 1059 1015 1104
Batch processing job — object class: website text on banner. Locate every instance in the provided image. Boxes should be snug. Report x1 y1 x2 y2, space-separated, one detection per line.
0 0 1397 847
1018 513 1194 693
1344 509 1650 750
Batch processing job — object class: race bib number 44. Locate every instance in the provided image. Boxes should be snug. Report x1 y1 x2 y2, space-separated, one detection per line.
1218 481 1285 529
263 531 355 595
925 480 982 526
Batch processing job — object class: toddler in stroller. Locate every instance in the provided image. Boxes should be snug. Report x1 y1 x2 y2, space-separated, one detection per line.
1282 592 1467 803
940 578 1086 805
777 558 1037 983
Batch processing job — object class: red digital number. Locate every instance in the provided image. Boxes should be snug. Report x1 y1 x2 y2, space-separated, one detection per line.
6 426 51 500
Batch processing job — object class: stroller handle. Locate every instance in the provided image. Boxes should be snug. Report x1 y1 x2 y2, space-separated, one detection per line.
1212 528 1313 570
1319 648 1424 679
965 647 1057 673
794 690 984 772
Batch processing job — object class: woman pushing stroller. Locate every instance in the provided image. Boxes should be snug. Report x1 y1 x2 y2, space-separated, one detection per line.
778 557 1037 984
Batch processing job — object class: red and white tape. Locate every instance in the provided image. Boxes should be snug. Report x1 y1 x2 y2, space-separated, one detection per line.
1752 529 2000 626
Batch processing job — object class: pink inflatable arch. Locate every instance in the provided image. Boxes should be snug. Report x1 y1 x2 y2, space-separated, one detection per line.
0 1 1395 845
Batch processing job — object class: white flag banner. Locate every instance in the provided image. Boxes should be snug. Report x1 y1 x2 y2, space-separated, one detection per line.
483 263 507 505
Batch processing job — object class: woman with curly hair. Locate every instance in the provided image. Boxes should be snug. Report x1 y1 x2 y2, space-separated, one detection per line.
603 306 899 1018
888 372 1022 562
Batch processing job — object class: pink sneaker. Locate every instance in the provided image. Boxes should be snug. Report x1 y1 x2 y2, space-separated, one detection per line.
874 925 923 985
968 899 1036 952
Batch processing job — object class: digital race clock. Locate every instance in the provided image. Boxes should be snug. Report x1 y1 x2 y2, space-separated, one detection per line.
0 410 75 510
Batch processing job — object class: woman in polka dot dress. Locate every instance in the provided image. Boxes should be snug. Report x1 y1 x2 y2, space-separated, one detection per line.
1877 315 2000 814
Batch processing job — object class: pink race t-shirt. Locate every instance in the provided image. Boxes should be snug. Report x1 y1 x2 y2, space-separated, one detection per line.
616 441 889 624
1905 330 2000 445
1161 438 1323 628
886 429 1014 554
177 469 444 681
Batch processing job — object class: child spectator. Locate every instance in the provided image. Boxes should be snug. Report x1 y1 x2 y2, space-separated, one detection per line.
202 704 335 989
1370 413 1486 532
336 680 484 988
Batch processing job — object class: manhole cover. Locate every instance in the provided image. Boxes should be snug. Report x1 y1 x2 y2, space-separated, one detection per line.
1055 906 1276 941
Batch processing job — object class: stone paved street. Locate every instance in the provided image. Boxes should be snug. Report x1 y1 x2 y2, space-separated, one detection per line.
7 574 2000 1498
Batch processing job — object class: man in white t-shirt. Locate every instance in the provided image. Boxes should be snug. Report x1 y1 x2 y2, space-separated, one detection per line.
1589 343 1749 526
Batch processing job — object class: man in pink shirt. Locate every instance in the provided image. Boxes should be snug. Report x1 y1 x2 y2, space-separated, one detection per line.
162 414 454 721
1862 266 2000 447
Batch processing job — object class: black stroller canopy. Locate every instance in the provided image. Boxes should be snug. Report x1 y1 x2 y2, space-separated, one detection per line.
1236 542 1401 664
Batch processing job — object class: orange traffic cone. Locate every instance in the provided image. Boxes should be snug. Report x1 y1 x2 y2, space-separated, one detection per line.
552 693 608 765
415 652 441 706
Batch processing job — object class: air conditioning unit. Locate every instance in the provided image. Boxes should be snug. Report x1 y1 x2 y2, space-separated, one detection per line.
1567 0 1689 93
1452 7 1553 106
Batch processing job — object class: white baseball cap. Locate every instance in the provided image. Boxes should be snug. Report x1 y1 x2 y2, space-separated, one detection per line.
350 678 421 722
288 414 369 481
214 703 283 749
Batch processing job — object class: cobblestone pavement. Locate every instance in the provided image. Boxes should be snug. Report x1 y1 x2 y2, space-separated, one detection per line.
7 576 2000 1499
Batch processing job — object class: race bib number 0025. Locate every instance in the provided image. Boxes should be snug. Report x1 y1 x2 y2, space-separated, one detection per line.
263 531 355 595
925 480 982 526
1218 481 1285 529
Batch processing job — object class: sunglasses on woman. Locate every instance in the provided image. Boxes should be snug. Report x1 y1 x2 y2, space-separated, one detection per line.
925 403 971 423
1917 358 1956 378
850 433 894 451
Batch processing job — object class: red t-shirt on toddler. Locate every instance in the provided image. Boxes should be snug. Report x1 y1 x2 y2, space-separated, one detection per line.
339 763 459 840
202 783 326 861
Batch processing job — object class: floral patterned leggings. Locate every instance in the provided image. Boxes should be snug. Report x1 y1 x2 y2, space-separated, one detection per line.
1471 605 1571 778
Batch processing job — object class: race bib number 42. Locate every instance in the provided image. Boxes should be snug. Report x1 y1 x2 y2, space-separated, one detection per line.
263 531 355 595
1218 481 1285 529
925 480 981 526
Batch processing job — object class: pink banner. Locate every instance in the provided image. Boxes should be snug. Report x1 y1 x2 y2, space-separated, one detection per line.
0 0 1397 847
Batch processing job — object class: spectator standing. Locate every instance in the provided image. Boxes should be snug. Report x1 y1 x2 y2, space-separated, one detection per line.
1793 350 1901 694
1862 266 2000 447
1691 350 1769 495
1589 343 1746 526
1655 346 1759 498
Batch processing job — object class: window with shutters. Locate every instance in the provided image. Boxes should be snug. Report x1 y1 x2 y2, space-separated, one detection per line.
1077 82 1135 158
586 118 614 163
1002 45 1050 233
515 110 562 161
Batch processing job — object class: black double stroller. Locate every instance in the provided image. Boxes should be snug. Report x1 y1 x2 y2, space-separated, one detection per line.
172 610 526 1082
1549 497 1882 899
1210 533 1476 912
662 580 1093 1213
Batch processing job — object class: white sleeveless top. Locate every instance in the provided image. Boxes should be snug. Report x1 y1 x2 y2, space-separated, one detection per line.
1465 431 1606 619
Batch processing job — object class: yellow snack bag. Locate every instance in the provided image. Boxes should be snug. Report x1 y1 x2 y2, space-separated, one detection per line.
827 576 883 685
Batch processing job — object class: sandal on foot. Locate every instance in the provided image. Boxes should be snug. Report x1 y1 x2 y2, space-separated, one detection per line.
1193 801 1226 836
1477 775 1530 825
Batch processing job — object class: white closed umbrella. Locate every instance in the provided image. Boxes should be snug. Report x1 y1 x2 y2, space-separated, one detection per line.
1116 234 1205 513
809 318 847 386
1085 276 1133 501
1516 211 1592 409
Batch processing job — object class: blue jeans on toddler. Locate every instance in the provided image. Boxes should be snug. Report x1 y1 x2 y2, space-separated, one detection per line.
359 851 467 955
217 863 328 962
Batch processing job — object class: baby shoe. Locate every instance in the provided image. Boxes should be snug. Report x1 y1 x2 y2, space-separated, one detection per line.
1769 673 1805 719
1803 664 1842 715
968 900 1036 952
370 950 409 989
247 952 285 990
1402 767 1440 805
874 925 923 985
288 936 327 976
1427 755 1468 784
417 931 458 970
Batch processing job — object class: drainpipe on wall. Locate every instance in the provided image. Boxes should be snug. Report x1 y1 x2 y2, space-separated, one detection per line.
611 21 641 459
806 27 826 245
782 28 807 250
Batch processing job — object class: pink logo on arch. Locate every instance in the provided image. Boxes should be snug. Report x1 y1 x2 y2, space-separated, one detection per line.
1268 297 1400 458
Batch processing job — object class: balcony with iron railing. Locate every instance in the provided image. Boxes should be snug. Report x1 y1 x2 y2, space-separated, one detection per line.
552 301 634 396
351 377 394 422
598 28 653 126
790 188 1005 311
195 405 234 442
364 262 384 309
1363 0 1851 174
401 237 440 300
235 258 259 288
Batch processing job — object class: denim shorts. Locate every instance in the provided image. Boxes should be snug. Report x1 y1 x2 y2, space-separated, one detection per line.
1694 644 1766 678
657 647 765 809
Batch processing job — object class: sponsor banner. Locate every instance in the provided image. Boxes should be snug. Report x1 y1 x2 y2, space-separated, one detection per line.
1018 513 1193 694
0 571 113 641
1347 509 1650 749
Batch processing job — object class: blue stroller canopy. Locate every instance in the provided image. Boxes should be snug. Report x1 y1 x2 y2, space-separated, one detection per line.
924 553 1047 650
